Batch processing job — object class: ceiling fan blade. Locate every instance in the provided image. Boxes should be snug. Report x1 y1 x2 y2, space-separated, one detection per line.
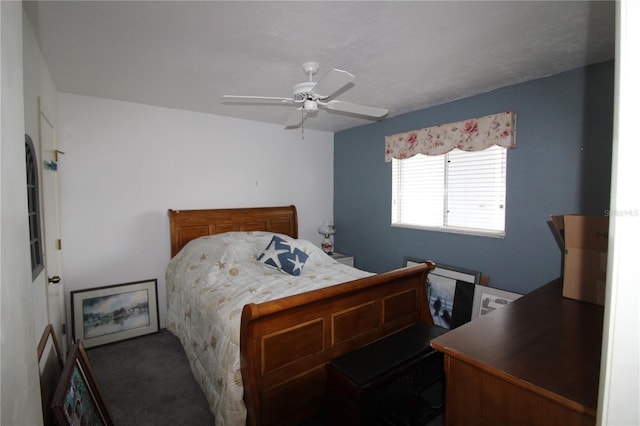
222 95 294 104
324 100 389 118
312 69 355 98
284 107 308 128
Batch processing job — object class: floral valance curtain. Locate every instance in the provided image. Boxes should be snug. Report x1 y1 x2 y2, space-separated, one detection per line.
384 111 516 162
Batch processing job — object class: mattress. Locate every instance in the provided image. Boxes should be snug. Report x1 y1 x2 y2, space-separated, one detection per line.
165 231 372 425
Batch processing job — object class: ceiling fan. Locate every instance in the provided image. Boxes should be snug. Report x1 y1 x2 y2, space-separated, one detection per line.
222 62 389 129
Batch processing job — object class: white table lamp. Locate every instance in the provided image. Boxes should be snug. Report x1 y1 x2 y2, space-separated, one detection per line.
317 222 336 255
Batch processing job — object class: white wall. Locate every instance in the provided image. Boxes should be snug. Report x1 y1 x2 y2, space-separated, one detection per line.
0 1 44 424
23 8 59 346
597 2 640 425
57 93 334 329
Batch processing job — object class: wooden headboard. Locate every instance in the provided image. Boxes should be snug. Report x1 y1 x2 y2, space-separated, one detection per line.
167 205 298 257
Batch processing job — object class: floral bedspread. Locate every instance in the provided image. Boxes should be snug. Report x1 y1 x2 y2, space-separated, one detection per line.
165 232 372 425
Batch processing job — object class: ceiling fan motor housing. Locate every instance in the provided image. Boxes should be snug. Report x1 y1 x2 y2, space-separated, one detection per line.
293 82 317 101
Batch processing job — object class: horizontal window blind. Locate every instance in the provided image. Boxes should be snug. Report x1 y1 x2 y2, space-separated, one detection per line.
392 145 507 237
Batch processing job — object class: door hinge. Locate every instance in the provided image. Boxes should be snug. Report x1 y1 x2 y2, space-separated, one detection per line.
62 324 66 335
56 239 62 250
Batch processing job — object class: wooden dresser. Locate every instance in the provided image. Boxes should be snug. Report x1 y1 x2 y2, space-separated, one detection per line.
430 279 604 425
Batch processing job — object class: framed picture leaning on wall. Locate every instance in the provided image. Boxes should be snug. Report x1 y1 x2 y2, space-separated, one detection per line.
471 285 522 319
51 341 113 426
71 279 159 348
404 257 481 329
37 324 65 426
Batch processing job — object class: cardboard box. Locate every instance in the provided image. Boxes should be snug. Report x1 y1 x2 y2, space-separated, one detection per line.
550 215 609 305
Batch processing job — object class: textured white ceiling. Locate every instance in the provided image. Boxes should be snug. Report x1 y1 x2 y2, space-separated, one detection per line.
24 1 615 132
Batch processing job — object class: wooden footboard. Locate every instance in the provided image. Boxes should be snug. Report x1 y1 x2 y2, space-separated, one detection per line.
240 261 435 426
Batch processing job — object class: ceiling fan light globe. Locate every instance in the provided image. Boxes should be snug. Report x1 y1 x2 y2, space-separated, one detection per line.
304 100 318 112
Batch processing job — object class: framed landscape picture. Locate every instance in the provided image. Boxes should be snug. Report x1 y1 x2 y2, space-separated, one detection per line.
51 341 113 426
71 279 159 348
471 285 522 319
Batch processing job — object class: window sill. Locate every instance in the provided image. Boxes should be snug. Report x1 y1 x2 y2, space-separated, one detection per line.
390 223 505 239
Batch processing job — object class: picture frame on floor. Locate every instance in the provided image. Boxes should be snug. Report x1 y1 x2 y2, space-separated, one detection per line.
471 285 522 319
71 279 159 349
51 341 114 426
37 324 65 426
404 257 481 329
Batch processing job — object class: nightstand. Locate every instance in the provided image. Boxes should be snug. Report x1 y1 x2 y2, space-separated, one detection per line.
330 252 354 267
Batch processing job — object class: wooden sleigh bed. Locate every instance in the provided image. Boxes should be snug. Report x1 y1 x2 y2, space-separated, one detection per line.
167 205 435 425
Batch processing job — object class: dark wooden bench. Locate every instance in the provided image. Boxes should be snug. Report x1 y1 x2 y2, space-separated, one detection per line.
326 322 448 425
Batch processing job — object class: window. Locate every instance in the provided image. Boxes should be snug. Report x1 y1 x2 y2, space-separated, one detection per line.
26 134 44 279
392 145 507 237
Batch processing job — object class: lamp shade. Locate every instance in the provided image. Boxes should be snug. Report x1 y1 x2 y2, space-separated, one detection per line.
317 222 336 236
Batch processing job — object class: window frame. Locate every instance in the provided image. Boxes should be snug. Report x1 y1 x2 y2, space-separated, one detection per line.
391 146 508 238
26 134 45 280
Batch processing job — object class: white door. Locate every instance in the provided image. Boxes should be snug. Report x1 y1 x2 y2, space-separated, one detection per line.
39 98 67 354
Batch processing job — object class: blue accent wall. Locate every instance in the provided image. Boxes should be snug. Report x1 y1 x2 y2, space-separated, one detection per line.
334 61 614 295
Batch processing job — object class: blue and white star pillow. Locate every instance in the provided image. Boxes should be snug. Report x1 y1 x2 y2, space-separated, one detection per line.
257 235 309 276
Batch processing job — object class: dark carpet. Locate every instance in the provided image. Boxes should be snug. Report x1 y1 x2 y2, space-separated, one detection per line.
87 329 442 426
87 329 215 426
